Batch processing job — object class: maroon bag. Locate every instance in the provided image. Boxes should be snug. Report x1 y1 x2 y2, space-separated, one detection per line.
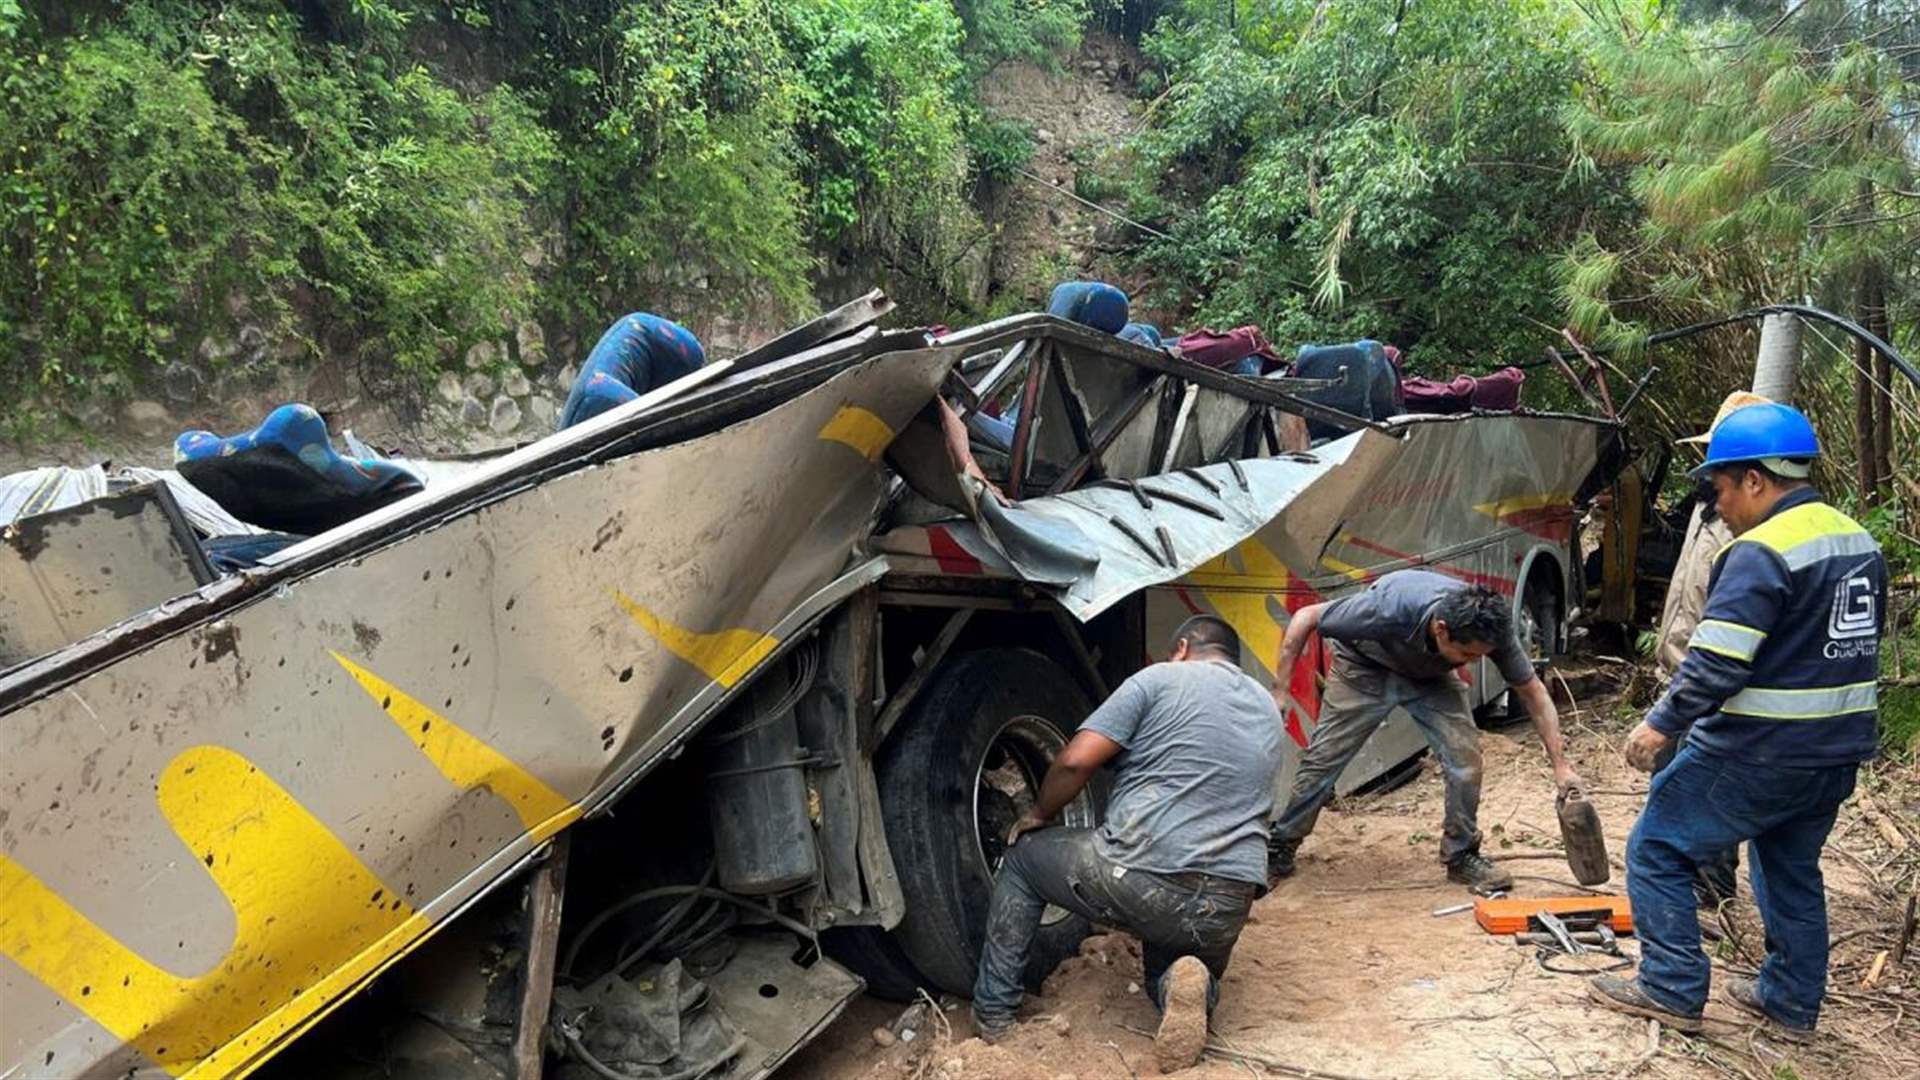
1173 326 1281 372
1400 366 1525 413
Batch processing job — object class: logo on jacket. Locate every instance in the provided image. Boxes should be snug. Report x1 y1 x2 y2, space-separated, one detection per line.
1824 575 1878 659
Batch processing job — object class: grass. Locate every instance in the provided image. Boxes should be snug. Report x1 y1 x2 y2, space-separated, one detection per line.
1882 614 1919 761
1882 683 1919 762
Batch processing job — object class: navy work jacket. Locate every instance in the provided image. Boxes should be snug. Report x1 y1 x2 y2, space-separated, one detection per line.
1647 488 1885 767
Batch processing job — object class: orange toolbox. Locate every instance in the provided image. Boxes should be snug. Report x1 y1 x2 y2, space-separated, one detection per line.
1475 894 1633 935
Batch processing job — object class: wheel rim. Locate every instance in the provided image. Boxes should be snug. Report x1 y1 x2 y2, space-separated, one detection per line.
1518 600 1543 660
972 714 1096 927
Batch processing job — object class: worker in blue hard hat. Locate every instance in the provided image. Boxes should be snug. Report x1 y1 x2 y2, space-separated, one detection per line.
1586 402 1887 1043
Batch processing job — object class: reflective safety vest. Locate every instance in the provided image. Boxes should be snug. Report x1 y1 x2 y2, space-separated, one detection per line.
1647 488 1884 767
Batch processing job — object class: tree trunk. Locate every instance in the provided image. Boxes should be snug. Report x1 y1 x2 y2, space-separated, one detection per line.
1869 303 1893 500
1857 268 1887 505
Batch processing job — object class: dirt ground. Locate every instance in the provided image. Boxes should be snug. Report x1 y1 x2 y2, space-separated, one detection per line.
786 662 1920 1080
975 32 1158 320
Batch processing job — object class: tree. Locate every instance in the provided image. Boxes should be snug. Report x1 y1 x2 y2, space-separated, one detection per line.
1560 1 1918 507
1117 0 1617 378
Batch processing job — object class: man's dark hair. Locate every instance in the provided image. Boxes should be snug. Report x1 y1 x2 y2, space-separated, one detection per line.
1172 614 1240 660
1433 585 1511 647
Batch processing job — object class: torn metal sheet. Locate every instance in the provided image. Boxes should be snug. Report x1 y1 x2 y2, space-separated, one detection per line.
876 413 1615 625
1 464 266 539
0 483 214 669
883 411 1615 809
874 441 1358 620
0 347 952 1080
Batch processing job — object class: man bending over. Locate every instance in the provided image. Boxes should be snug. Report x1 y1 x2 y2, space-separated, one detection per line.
971 615 1281 1072
1267 570 1580 893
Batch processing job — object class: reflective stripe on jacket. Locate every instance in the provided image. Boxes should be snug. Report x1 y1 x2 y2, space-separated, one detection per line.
1646 488 1884 766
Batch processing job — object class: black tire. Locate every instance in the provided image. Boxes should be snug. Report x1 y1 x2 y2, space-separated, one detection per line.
868 648 1103 997
820 924 927 1001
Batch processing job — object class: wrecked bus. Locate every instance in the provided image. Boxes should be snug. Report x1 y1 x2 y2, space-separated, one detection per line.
0 295 1620 1079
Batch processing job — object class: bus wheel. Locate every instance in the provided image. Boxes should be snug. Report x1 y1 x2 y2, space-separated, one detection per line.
833 648 1104 998
1519 569 1563 662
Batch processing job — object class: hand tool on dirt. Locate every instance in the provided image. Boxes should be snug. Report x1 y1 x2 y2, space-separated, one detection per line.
1433 890 1504 917
1537 909 1585 955
1474 894 1632 935
1475 897 1636 975
1513 931 1611 947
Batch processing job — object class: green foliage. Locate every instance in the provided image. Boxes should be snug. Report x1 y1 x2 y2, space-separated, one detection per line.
784 0 968 237
526 0 814 330
966 114 1036 183
1885 680 1920 761
1 0 554 409
1116 0 1617 368
1558 8 1917 358
1 0 1060 420
956 0 1089 74
2 19 274 396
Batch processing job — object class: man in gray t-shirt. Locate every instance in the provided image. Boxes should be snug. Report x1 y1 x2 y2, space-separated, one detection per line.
971 616 1281 1073
1267 569 1581 893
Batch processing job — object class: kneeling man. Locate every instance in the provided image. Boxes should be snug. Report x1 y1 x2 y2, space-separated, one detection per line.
972 616 1281 1072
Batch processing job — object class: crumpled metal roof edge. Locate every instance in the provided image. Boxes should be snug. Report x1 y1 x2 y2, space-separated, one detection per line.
0 293 904 713
878 408 1627 621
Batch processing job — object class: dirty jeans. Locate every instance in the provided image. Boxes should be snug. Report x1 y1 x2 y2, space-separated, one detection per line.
1270 656 1484 862
972 827 1254 1023
1626 744 1856 1027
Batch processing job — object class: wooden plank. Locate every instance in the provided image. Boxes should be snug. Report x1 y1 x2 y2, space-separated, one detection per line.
511 833 571 1080
870 608 975 750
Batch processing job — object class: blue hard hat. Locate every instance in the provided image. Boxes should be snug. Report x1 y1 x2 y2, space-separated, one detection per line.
1689 401 1820 479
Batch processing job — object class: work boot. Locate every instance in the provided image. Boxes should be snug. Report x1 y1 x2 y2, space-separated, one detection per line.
1722 976 1814 1044
1585 974 1703 1033
1154 956 1210 1073
1445 850 1514 895
971 1007 1015 1045
1267 837 1301 883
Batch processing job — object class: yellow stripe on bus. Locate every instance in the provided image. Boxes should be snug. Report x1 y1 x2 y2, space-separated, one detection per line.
818 404 896 461
332 652 574 833
612 591 780 689
0 746 415 1076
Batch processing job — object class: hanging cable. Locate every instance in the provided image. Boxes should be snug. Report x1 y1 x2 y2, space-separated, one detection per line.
563 884 818 980
1011 165 1176 241
1642 303 1918 390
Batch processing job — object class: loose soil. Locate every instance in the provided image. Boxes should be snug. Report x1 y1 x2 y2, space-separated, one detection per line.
975 33 1160 321
786 661 1920 1080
